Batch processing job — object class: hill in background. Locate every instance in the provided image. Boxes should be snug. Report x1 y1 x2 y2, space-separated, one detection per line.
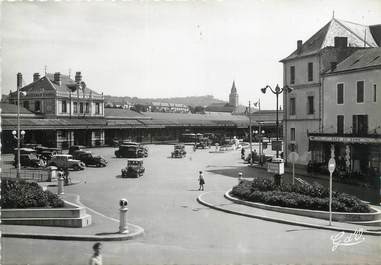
103 95 226 107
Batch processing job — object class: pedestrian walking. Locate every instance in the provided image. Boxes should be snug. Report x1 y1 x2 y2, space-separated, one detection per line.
198 171 205 191
89 242 102 265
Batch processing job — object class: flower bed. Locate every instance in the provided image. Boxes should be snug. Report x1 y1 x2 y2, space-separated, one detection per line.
231 178 370 213
1 179 64 209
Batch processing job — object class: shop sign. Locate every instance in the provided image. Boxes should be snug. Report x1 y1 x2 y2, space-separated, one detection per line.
309 136 381 144
267 160 284 174
272 141 282 151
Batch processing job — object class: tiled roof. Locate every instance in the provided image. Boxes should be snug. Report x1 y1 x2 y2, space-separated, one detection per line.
205 102 235 113
105 108 146 118
370 24 381 46
282 18 379 61
0 102 36 115
12 73 102 97
326 47 381 73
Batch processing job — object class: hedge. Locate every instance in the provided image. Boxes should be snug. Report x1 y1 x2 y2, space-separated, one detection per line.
231 178 370 213
1 179 64 209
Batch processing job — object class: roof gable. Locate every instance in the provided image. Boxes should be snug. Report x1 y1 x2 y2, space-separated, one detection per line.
282 18 379 61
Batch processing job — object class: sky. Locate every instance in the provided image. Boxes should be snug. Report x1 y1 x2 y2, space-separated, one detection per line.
1 0 381 109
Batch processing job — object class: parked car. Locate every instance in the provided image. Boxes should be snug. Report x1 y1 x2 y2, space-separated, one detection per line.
68 145 86 155
115 145 144 158
14 150 46 168
48 154 85 170
35 146 60 161
194 141 207 149
72 150 108 167
171 144 186 158
121 159 145 178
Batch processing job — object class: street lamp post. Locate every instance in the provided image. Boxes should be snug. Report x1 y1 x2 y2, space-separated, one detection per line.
261 84 292 185
261 84 292 158
12 89 27 178
248 101 253 167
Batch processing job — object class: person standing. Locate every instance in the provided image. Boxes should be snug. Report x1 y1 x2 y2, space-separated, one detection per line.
198 171 205 191
89 242 102 265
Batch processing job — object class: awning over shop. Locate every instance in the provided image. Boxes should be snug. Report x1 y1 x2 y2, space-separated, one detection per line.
309 134 381 144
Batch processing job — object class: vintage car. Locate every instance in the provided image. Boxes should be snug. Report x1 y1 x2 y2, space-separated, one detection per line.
35 146 60 161
194 141 207 149
72 150 108 167
68 145 86 155
121 159 145 178
120 142 148 157
14 148 46 168
115 144 144 158
48 154 85 170
171 144 187 158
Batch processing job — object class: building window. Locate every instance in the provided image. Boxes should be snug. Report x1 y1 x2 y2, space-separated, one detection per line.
337 83 344 104
337 115 344 135
80 102 84 113
308 62 313 82
35 101 41 112
85 103 90 113
61 100 67 113
307 96 314 114
289 98 296 115
73 102 78 113
290 66 295 84
373 84 377 102
290 128 295 141
352 115 368 136
95 103 100 114
357 81 364 103
23 101 29 110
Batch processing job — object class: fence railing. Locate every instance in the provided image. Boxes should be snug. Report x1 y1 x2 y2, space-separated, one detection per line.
1 168 56 182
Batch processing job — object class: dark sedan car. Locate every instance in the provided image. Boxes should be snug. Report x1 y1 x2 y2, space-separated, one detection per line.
72 150 107 167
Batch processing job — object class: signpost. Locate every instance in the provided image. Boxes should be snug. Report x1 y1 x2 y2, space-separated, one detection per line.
288 152 299 185
328 157 336 226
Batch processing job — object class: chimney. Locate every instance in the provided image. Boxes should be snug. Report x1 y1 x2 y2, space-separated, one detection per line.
33 73 40 82
75 72 82 83
330 62 338 71
334 37 348 48
54 72 61 85
297 40 303 54
17 73 22 89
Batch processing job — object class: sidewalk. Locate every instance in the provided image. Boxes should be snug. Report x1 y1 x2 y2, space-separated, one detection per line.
197 191 381 236
1 193 144 241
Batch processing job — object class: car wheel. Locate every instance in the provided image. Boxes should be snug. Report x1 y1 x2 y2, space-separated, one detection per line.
73 165 81 171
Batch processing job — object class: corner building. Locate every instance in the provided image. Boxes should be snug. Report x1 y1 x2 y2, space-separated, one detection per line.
281 18 380 166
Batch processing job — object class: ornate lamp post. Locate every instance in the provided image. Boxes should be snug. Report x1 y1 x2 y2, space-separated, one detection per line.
254 128 266 165
261 84 292 185
12 84 27 178
261 84 293 158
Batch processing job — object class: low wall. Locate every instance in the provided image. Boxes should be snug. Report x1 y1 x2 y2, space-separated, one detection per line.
1 201 92 228
225 190 381 222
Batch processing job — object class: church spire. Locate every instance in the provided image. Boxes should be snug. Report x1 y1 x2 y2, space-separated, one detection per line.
231 80 237 93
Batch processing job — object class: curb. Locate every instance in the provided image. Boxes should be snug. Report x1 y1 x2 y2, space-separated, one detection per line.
197 192 381 236
2 223 145 241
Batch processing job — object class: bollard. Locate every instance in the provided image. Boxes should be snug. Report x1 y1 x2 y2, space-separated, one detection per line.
238 172 243 184
119 198 129 234
57 174 64 196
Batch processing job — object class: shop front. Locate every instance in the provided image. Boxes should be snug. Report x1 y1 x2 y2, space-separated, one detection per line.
308 133 381 188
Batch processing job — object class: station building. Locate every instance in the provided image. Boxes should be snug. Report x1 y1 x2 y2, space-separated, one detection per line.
1 72 283 153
